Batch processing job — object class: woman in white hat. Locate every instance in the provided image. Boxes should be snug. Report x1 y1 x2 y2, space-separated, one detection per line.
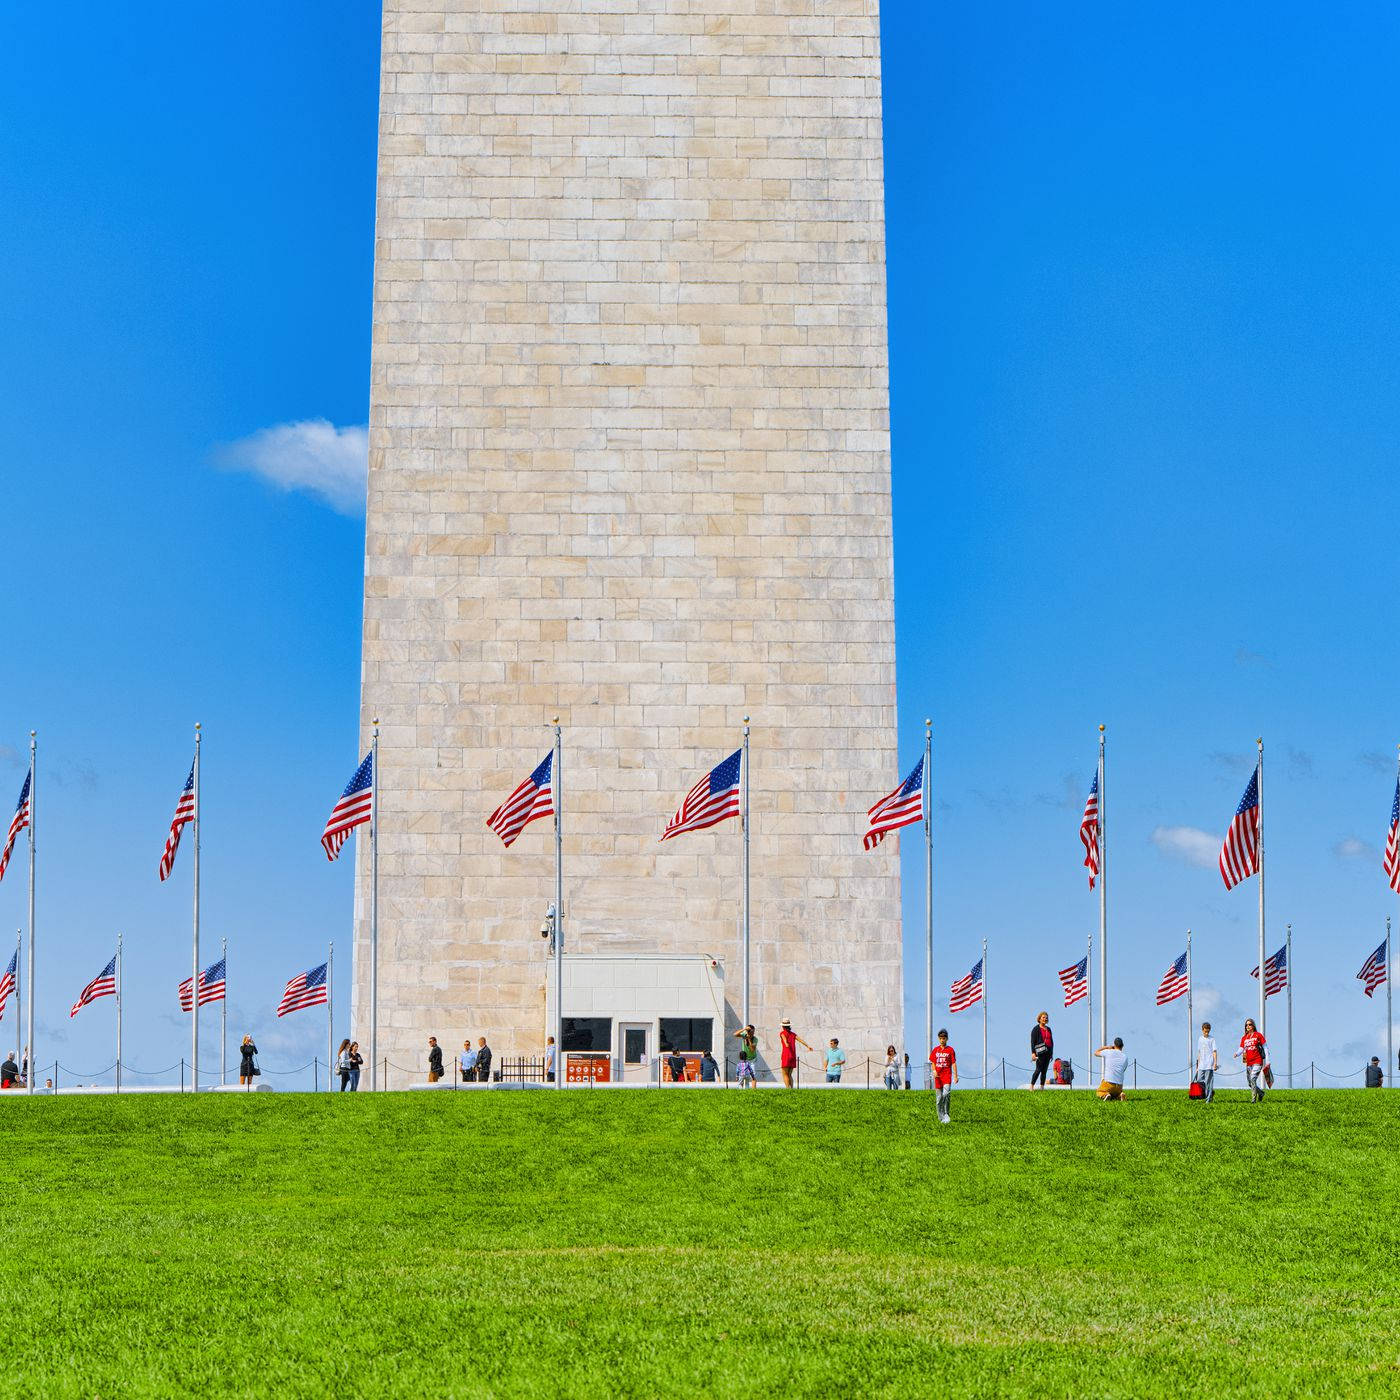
777 1018 812 1088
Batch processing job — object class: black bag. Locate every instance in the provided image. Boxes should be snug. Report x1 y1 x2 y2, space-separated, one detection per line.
252 1060 261 1077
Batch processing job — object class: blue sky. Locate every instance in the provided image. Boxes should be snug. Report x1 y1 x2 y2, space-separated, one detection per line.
2 4 1397 1085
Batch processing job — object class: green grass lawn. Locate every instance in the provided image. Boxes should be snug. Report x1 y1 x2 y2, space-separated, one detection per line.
0 1087 1396 1398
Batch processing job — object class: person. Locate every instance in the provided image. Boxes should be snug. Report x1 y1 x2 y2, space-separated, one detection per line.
1060 1057 1074 1087
929 1029 957 1123
544 1035 557 1083
823 1038 847 1084
427 1036 444 1084
336 1038 352 1092
735 1024 758 1087
1095 1037 1128 1100
666 1048 688 1083
475 1036 492 1083
903 1052 912 1090
19 1046 27 1087
779 1018 812 1088
0 1052 18 1089
1365 1056 1383 1089
883 1045 901 1090
348 1041 363 1091
1233 1018 1267 1102
1030 1012 1053 1089
699 1049 719 1083
461 1038 478 1082
1194 1021 1219 1102
238 1035 258 1087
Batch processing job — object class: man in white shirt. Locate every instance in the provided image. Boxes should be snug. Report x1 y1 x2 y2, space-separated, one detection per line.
1195 1021 1219 1102
460 1038 478 1082
1095 1037 1128 1100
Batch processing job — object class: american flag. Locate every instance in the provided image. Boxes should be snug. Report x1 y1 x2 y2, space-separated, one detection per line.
1155 951 1189 1006
661 749 742 841
1385 778 1400 895
1219 766 1261 890
322 752 373 861
1058 957 1088 1007
949 959 984 1014
158 762 196 882
70 955 117 1018
277 962 328 1017
864 756 924 851
0 771 32 886
486 752 554 848
1357 941 1388 998
0 949 15 1022
1250 944 1288 998
1079 771 1100 889
178 957 227 1011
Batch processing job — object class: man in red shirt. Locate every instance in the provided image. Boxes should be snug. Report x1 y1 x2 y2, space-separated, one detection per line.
1234 1017 1268 1102
929 1028 958 1124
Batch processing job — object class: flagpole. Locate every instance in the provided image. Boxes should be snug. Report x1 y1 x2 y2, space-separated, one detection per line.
1186 929 1192 1087
327 941 334 1094
1286 922 1293 1088
192 723 201 1094
742 716 751 1028
221 935 228 1087
1387 915 1393 1093
1256 737 1266 1042
14 928 21 1086
1085 926 1092 1091
924 718 933 1059
553 717 563 1089
370 719 380 1091
981 937 988 1090
25 731 35 1096
116 931 123 1092
1097 725 1106 1047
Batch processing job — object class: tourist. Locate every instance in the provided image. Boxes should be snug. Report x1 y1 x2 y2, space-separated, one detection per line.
779 1018 812 1088
348 1041 363 1091
0 1051 18 1089
903 1052 912 1090
1365 1056 1383 1089
461 1038 478 1082
1030 1011 1053 1089
823 1037 847 1084
544 1035 556 1083
238 1034 258 1087
1233 1018 1268 1102
20 1046 27 1086
666 1047 688 1084
883 1045 901 1090
427 1036 444 1084
929 1029 957 1123
735 1024 758 1087
336 1038 352 1092
1095 1037 1128 1100
475 1036 492 1083
700 1049 719 1083
1194 1021 1218 1102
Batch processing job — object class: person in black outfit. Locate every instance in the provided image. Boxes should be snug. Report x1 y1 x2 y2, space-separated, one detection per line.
1030 1012 1053 1089
1365 1056 1384 1088
0 1053 18 1089
474 1037 492 1083
238 1035 258 1087
666 1049 688 1083
427 1037 444 1084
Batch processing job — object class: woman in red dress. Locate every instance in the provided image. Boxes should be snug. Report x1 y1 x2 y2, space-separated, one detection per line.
778 1018 812 1088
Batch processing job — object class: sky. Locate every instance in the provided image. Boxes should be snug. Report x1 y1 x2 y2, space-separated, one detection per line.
2 4 1398 1087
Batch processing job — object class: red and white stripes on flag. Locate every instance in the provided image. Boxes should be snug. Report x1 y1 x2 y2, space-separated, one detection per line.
179 958 226 1011
277 963 328 1017
1079 772 1100 889
864 755 924 851
949 959 984 1014
1155 952 1189 1006
1384 778 1400 895
1357 942 1388 998
1058 957 1088 1008
158 762 196 882
70 956 117 1018
1250 945 1288 998
1219 766 1261 890
321 752 373 861
661 749 742 841
0 771 32 886
0 950 15 1022
486 752 554 848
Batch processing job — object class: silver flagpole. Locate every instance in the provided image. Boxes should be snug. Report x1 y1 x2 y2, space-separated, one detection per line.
116 932 123 1092
742 716 751 1027
1286 922 1293 1088
327 941 334 1093
981 937 988 1090
25 732 35 1096
924 719 933 1059
370 719 380 1091
13 929 21 1086
1097 725 1106 1047
553 717 563 1089
1186 929 1192 1087
1387 915 1393 1092
192 723 201 1093
221 935 227 1087
1085 926 1092 1091
1256 738 1266 1042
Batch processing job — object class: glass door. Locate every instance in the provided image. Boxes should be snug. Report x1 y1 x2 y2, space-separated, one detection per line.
619 1023 650 1082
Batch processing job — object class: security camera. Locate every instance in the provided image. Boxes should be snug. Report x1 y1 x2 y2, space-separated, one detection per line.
539 919 552 939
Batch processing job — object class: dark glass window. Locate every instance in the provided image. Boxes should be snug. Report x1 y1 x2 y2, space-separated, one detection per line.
659 1018 713 1053
623 1028 647 1064
561 1017 612 1052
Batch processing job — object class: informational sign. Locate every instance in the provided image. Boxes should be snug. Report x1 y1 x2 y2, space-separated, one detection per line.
565 1053 611 1084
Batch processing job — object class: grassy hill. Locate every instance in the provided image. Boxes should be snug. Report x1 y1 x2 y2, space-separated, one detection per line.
0 1087 1396 1398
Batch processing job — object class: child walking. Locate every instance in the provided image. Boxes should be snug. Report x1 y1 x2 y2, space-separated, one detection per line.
929 1029 958 1124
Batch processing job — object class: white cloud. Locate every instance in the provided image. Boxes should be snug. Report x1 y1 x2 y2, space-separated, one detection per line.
1150 825 1218 869
1333 836 1379 863
216 419 368 514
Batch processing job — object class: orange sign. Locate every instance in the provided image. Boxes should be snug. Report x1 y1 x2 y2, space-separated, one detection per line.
565 1053 611 1084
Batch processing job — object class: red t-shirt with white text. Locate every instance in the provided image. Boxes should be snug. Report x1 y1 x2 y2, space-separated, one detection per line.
1240 1031 1266 1065
930 1045 957 1086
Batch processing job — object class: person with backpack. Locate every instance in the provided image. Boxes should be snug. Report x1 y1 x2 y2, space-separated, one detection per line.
734 1024 758 1087
336 1038 353 1091
1194 1021 1219 1102
1233 1018 1267 1102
